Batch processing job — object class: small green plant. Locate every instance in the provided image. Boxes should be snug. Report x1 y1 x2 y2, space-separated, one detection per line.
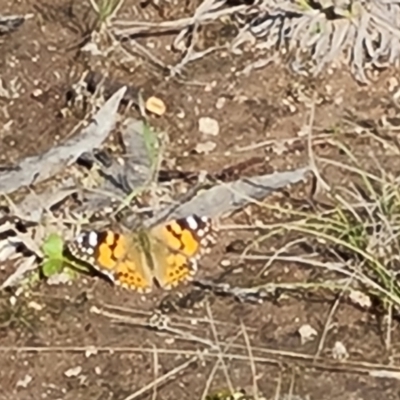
113 120 162 215
0 299 37 332
40 233 87 280
41 233 66 278
142 120 160 171
89 0 125 25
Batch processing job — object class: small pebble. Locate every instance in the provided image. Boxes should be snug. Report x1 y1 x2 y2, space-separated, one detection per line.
332 341 349 360
215 97 226 109
16 374 32 388
64 366 82 378
198 117 219 136
195 141 216 154
27 301 43 311
348 290 372 309
298 324 318 345
388 76 398 92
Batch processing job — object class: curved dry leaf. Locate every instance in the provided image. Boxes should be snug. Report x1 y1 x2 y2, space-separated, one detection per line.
0 86 127 195
142 167 310 226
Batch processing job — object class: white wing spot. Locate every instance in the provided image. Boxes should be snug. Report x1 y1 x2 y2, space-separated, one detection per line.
197 228 205 237
85 247 95 255
88 231 99 247
185 215 199 231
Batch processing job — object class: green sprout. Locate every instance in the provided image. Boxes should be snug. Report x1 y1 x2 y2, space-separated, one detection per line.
89 0 125 25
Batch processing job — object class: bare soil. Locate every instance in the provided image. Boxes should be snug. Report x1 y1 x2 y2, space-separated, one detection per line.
1 1 400 399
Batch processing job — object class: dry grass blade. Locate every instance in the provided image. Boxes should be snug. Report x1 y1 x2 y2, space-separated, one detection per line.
0 256 37 290
92 306 218 349
151 347 159 400
200 330 242 400
313 274 355 359
112 2 247 37
2 344 400 378
122 356 198 400
110 0 249 76
240 321 260 399
204 302 234 392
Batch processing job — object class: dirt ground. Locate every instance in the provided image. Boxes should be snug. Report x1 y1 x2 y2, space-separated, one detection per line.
2 1 400 399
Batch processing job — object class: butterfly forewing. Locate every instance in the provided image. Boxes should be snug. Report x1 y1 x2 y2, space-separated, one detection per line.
149 215 214 289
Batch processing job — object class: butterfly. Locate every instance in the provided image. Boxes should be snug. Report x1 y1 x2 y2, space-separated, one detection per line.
66 215 216 293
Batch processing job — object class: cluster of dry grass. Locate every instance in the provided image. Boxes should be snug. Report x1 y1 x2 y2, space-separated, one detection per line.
99 0 400 83
231 0 400 82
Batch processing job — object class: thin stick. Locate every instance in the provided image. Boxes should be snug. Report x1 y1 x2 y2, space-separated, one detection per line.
122 356 197 400
314 275 355 360
2 345 400 376
288 368 296 400
200 330 242 400
273 369 283 400
206 302 234 393
241 321 259 399
151 346 159 400
307 95 330 192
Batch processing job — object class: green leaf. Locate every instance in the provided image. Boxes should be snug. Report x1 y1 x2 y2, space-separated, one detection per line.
40 233 66 278
41 259 64 278
41 233 64 258
142 121 159 167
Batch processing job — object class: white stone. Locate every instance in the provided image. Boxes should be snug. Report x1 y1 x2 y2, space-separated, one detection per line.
332 341 349 360
215 97 226 109
198 117 219 136
298 324 318 345
195 141 216 154
64 366 82 378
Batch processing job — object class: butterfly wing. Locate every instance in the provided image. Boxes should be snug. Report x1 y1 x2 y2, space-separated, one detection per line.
68 230 154 293
149 215 215 289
